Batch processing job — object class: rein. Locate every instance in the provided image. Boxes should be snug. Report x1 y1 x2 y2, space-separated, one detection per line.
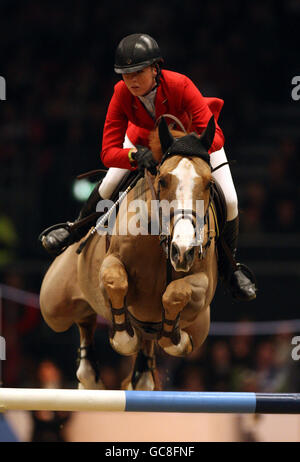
76 171 144 254
155 114 188 134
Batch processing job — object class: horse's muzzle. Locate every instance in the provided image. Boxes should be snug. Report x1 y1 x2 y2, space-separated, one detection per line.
170 242 195 272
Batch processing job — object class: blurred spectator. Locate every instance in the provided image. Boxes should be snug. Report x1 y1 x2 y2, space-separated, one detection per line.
0 208 19 268
273 198 297 232
254 340 286 392
230 333 256 392
240 181 267 234
206 340 232 391
2 270 40 386
173 363 206 391
30 360 71 442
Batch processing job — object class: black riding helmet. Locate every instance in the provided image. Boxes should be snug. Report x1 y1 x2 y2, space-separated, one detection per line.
114 33 163 74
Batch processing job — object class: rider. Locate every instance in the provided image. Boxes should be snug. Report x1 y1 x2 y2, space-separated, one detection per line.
41 33 256 302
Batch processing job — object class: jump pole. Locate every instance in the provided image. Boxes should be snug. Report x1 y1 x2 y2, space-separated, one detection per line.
1 389 300 414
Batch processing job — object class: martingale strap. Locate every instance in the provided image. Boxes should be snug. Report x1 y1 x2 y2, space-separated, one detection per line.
211 161 229 173
211 159 236 173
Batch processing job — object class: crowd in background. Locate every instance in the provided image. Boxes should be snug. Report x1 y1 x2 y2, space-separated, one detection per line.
2 282 300 394
0 0 299 265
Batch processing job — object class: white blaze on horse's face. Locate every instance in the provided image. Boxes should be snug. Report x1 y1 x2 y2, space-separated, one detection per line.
170 158 199 272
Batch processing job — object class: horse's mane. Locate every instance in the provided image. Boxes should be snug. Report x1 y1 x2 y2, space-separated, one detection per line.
149 128 186 163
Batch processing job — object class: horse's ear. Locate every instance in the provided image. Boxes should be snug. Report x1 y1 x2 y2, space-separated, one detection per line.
199 115 216 152
158 116 175 153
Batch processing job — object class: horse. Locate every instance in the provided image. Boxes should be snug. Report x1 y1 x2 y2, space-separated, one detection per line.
39 116 219 391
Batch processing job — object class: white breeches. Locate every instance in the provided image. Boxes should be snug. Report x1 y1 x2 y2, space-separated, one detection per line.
98 135 135 199
99 137 238 221
210 147 238 221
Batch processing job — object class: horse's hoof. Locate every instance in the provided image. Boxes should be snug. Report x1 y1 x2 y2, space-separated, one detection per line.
76 365 105 390
159 330 193 357
109 329 140 355
77 380 105 390
133 371 156 391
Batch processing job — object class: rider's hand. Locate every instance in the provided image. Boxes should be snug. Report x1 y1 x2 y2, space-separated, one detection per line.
131 145 158 175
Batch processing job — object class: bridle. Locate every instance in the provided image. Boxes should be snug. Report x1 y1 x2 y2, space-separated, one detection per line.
145 142 217 282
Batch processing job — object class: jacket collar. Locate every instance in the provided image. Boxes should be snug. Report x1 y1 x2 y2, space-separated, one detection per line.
131 76 168 122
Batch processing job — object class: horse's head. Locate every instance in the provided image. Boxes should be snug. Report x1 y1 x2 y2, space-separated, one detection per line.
149 116 215 272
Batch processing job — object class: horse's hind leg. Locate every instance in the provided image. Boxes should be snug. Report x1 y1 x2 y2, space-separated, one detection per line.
41 289 104 389
101 254 140 355
76 313 105 390
122 340 161 391
40 247 104 388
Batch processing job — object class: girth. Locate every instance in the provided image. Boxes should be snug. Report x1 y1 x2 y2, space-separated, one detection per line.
127 310 162 338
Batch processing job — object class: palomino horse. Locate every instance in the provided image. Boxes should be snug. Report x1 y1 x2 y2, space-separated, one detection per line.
39 116 218 390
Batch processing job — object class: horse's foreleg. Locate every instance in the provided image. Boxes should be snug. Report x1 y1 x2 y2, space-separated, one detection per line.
158 273 209 356
101 255 139 355
76 313 105 390
121 340 161 391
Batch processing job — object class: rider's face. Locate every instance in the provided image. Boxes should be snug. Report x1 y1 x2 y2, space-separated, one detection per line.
122 66 157 97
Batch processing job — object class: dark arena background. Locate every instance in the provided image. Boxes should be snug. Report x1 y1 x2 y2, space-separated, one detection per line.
0 0 300 442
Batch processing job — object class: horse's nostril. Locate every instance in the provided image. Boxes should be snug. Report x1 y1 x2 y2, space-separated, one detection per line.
187 247 195 260
184 246 195 266
171 242 180 262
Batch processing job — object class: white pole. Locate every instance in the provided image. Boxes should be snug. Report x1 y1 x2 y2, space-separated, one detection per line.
0 287 3 387
0 388 126 412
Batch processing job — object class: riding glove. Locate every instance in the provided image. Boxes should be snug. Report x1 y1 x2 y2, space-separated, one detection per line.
132 145 158 175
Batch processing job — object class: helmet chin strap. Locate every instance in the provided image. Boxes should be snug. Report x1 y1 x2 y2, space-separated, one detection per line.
142 63 161 96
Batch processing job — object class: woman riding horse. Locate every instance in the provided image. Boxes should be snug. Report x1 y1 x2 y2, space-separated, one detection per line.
41 33 256 302
40 118 220 390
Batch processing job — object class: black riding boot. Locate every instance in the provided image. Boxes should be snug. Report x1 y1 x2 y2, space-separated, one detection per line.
41 182 103 256
218 216 257 301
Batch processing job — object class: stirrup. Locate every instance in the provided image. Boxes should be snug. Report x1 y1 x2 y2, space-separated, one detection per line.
235 262 258 288
229 262 257 302
39 222 75 257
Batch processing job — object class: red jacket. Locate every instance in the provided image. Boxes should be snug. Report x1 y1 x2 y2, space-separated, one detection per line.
101 70 225 170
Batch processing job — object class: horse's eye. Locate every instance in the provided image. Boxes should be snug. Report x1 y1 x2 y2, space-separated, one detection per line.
159 177 167 188
206 179 213 190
